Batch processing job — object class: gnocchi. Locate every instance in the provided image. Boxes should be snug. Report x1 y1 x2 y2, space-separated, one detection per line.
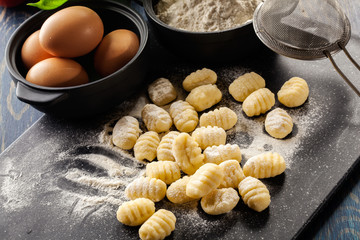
238 176 271 212
112 116 141 150
125 176 167 202
157 131 180 161
200 188 240 215
192 126 226 150
243 152 286 179
182 68 217 92
148 77 177 106
203 144 242 164
166 176 196 204
146 161 181 185
134 131 160 161
185 84 222 112
170 100 198 132
199 107 238 130
139 209 176 240
116 198 155 226
142 104 172 133
218 160 245 188
277 77 309 107
265 108 293 139
242 88 275 117
228 72 266 102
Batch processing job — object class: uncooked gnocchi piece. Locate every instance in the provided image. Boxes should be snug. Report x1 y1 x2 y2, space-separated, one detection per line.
116 198 155 226
112 116 141 150
148 77 177 106
238 176 271 212
192 126 226 150
134 131 160 161
182 68 217 92
229 72 266 102
166 176 196 204
185 84 222 112
170 100 198 132
186 163 224 199
200 188 240 215
218 160 245 188
172 133 204 175
242 88 275 117
141 104 172 133
139 209 176 240
243 152 286 179
125 176 167 202
203 144 242 164
265 108 293 139
277 77 309 107
199 107 238 130
157 131 180 161
146 161 181 185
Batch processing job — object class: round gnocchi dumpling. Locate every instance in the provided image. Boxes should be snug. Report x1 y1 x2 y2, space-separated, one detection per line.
112 116 141 150
116 198 155 226
182 68 217 92
148 77 177 106
218 160 245 188
146 161 181 185
166 176 197 204
199 107 238 130
185 84 222 112
125 176 167 202
243 152 286 179
200 188 240 215
139 209 176 240
203 144 242 164
170 100 198 132
192 126 226 150
277 77 309 107
229 72 266 102
141 104 172 133
157 131 180 161
238 176 271 212
134 131 160 162
265 108 293 139
242 88 275 117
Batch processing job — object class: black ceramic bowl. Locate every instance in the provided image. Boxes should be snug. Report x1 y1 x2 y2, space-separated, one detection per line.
142 0 263 63
5 0 149 118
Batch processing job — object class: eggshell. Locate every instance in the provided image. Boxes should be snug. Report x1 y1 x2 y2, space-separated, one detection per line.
94 29 139 77
39 6 104 58
21 30 54 70
26 57 89 87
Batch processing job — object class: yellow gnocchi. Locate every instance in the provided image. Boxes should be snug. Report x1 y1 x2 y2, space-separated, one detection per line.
172 133 204 175
125 176 167 202
116 198 155 226
278 77 309 107
134 131 160 162
242 88 275 117
157 131 180 161
146 161 181 185
265 108 293 139
182 68 217 92
228 72 266 102
192 126 226 150
243 152 286 179
170 100 198 132
238 176 270 212
218 160 245 188
199 107 238 130
139 209 176 240
141 104 173 133
185 84 222 112
186 163 224 199
166 176 196 204
200 188 240 215
148 77 177 106
112 116 141 150
203 144 242 164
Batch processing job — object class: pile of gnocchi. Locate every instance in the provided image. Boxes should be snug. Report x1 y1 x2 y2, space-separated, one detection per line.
112 68 310 240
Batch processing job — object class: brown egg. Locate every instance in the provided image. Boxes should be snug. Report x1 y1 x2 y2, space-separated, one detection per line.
26 57 89 87
94 29 140 77
39 6 104 58
21 30 54 70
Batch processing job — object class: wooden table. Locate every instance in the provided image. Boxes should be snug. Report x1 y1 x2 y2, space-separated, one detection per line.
0 1 359 239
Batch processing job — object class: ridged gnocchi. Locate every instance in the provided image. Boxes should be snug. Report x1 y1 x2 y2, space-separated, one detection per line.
242 88 275 117
166 176 196 204
192 126 226 150
277 77 309 107
112 116 141 150
186 163 224 199
265 108 293 139
218 160 245 188
182 68 217 92
170 100 198 132
228 72 266 102
199 107 238 130
172 133 204 175
243 152 286 179
185 84 222 112
146 161 181 185
157 131 180 161
139 209 176 240
125 176 167 202
203 144 242 164
200 188 240 215
116 198 155 226
238 176 271 212
141 104 172 133
134 131 160 161
148 77 177 106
